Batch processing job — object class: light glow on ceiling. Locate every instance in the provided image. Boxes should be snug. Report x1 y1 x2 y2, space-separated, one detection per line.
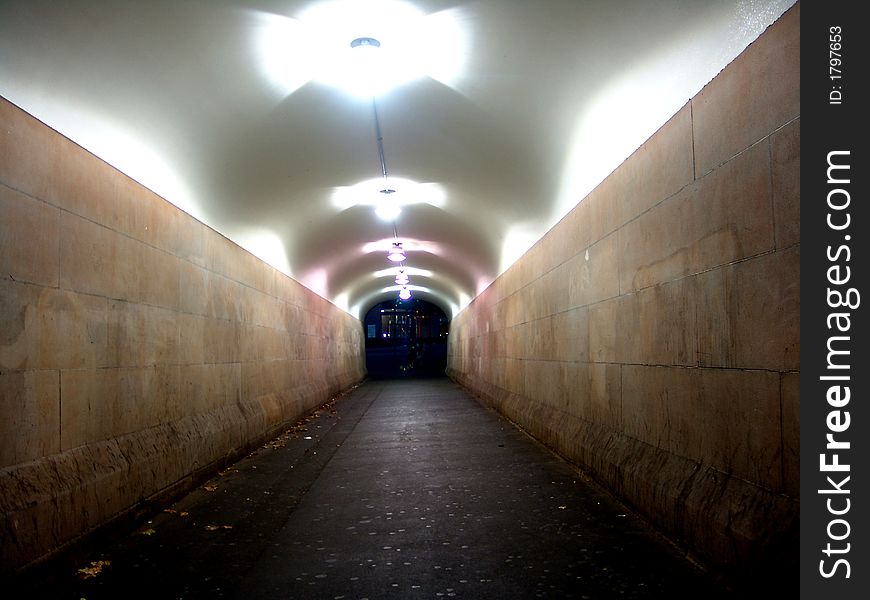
300 267 329 298
381 283 432 295
297 0 467 97
362 238 444 257
553 0 795 226
254 13 312 97
499 225 539 275
256 1 467 98
235 229 293 277
332 177 446 218
373 266 433 279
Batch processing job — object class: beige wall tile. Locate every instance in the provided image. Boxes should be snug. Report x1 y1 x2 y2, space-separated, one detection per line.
622 365 782 489
694 367 782 489
781 371 799 498
178 260 210 317
0 98 61 203
587 297 619 364
203 318 240 365
692 3 800 175
37 288 109 370
107 301 179 368
132 190 182 253
617 278 697 367
567 233 619 309
0 282 108 370
0 370 59 467
771 118 800 249
55 141 129 233
177 364 206 415
1 280 38 370
0 186 60 287
60 368 118 449
619 141 774 292
726 246 800 371
137 244 181 310
59 212 141 302
176 219 208 269
692 267 731 368
551 307 589 363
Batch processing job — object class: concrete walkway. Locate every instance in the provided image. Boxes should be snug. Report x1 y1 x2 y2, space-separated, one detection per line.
25 378 739 599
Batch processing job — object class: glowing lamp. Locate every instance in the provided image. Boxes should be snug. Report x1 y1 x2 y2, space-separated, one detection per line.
387 242 406 262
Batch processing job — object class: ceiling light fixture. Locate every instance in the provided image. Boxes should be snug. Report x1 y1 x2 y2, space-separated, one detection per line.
350 36 381 50
387 242 406 262
394 270 410 285
374 186 401 220
369 96 411 301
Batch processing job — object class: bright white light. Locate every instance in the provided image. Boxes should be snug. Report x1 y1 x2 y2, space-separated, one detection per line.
399 287 412 300
387 242 406 262
254 13 314 97
499 225 539 274
332 177 446 217
373 266 433 279
374 201 402 221
333 292 350 312
381 284 432 295
395 272 410 285
363 237 444 257
297 0 467 97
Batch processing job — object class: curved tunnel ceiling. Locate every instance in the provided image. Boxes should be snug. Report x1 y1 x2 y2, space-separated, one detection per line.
0 0 796 319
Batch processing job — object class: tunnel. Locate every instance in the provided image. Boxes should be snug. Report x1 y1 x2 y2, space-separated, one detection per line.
1 1 799 597
363 299 449 378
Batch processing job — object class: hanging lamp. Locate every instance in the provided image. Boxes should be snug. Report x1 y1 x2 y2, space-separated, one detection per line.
387 242 406 262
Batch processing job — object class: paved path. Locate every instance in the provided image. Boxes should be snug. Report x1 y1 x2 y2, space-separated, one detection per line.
25 378 739 599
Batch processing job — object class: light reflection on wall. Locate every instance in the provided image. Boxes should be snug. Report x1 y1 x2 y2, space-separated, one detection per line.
553 0 796 227
234 229 293 277
499 225 538 276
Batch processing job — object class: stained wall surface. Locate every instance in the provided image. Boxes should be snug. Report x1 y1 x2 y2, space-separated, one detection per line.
0 97 366 574
447 4 799 584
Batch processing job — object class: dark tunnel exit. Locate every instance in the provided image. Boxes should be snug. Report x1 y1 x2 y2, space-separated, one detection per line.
362 299 449 379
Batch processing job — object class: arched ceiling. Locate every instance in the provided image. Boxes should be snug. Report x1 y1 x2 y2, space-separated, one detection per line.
0 0 795 319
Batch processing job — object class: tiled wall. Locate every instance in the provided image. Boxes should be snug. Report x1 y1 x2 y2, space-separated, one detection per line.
448 3 799 584
0 97 366 574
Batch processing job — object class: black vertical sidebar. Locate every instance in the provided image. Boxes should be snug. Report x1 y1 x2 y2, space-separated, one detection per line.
800 1 867 598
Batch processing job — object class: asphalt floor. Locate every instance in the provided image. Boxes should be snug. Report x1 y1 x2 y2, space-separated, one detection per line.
20 377 745 599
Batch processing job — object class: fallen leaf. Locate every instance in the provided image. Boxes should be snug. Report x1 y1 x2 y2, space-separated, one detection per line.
163 508 177 514
205 524 234 531
558 506 567 510
138 528 156 536
179 511 189 517
203 484 218 492
77 560 111 579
